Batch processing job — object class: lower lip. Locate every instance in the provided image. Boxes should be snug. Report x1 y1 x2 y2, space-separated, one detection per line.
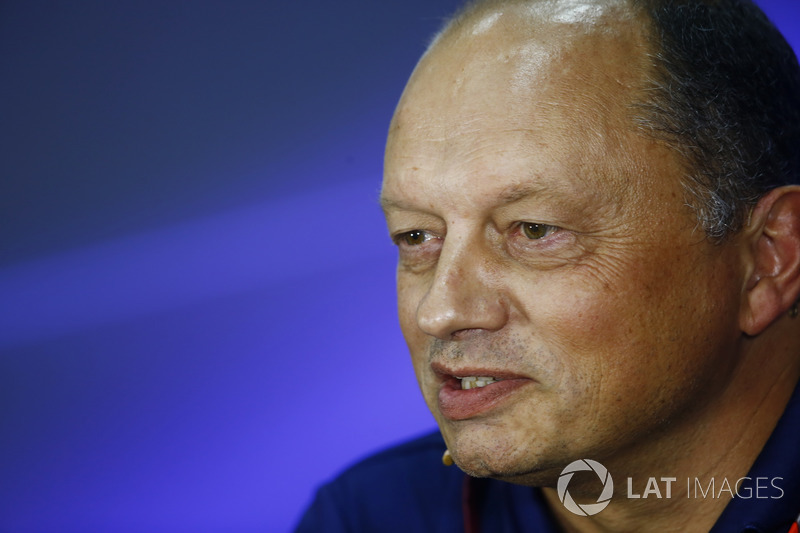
438 378 530 420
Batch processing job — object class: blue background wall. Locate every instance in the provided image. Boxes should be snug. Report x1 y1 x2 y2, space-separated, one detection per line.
1 1 798 531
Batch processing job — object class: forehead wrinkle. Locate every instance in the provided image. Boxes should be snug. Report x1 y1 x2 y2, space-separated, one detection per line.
389 116 632 202
383 170 584 218
388 128 616 208
397 91 629 167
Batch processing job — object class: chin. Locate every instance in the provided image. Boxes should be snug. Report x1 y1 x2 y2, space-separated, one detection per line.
443 424 564 487
454 451 561 487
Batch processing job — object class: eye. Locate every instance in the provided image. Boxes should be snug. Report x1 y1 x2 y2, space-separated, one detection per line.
521 222 557 240
395 230 434 246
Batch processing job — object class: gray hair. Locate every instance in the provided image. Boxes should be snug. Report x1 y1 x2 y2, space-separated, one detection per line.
632 0 800 239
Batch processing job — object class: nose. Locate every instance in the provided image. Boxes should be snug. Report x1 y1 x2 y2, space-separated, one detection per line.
416 237 508 340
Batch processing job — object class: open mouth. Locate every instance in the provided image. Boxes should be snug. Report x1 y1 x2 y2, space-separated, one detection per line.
436 370 531 420
456 376 502 390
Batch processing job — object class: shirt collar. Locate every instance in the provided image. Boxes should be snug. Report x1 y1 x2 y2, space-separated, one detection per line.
710 380 800 533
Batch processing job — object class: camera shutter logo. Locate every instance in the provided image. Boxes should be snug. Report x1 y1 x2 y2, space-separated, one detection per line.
557 459 614 516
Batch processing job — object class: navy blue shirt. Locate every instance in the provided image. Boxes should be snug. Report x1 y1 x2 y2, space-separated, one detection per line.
296 384 800 532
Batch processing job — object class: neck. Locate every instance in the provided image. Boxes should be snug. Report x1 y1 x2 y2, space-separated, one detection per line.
542 327 800 533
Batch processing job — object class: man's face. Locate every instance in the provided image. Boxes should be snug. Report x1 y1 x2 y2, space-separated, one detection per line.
381 6 744 485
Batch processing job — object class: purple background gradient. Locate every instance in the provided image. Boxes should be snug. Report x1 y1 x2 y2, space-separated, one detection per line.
1 1 798 531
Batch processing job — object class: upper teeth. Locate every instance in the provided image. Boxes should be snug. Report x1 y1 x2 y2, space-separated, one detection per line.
459 376 499 390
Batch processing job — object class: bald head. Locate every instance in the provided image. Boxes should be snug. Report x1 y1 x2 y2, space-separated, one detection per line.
408 0 649 101
428 0 637 51
387 0 654 214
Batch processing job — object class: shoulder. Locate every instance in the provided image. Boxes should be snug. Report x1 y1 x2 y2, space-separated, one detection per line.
295 431 465 533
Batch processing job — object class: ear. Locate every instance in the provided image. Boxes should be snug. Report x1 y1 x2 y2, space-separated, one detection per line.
740 186 800 335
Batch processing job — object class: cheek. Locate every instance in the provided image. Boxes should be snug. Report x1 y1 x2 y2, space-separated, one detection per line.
396 277 424 347
396 275 436 392
524 248 737 428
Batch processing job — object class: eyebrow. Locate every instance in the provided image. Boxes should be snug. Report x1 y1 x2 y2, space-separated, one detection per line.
378 194 404 213
494 182 552 205
379 180 552 213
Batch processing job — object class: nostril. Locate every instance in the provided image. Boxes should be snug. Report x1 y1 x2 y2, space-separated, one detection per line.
450 327 486 341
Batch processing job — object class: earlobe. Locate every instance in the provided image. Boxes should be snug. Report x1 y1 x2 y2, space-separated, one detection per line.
740 186 800 335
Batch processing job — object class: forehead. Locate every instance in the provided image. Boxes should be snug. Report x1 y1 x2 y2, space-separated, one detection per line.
382 3 657 207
